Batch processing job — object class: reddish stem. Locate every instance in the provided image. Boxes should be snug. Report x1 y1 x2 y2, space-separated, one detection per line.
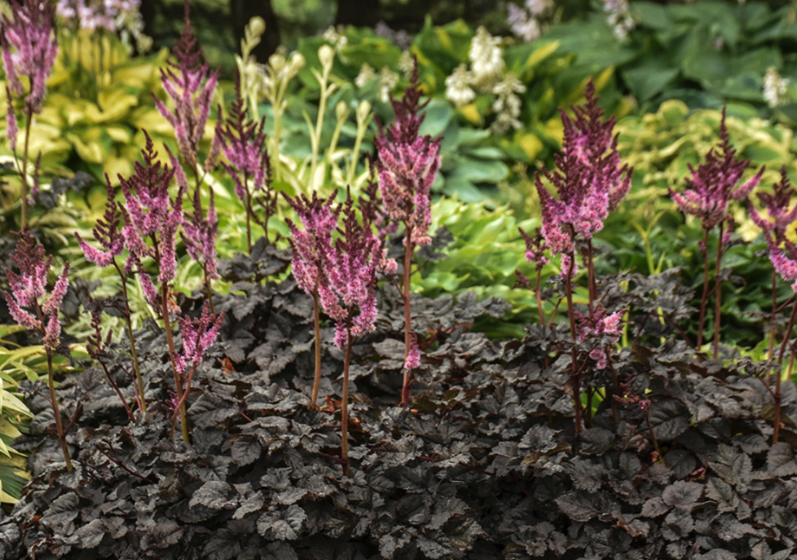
341 315 353 476
401 224 414 409
697 228 711 351
712 222 724 359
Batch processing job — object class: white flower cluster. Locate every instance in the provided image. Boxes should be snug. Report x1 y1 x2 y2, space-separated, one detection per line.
603 0 635 39
507 0 554 43
443 27 528 134
764 66 790 109
322 25 348 51
354 63 399 103
491 73 526 133
56 0 152 52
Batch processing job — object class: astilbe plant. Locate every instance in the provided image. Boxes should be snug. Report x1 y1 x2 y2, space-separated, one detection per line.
75 176 147 413
531 80 631 434
285 191 341 409
1 0 58 229
669 108 763 358
3 231 72 470
748 166 797 444
316 194 382 476
375 62 441 408
168 302 223 438
216 73 274 252
152 0 218 177
118 132 193 441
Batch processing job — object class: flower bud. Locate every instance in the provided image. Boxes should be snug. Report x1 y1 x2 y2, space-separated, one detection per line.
356 100 371 124
336 101 350 122
247 16 266 39
318 45 335 70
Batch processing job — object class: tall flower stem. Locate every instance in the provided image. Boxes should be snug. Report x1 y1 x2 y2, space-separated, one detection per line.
341 316 353 477
46 352 72 471
768 273 778 365
310 288 322 408
161 281 189 443
401 225 414 409
205 269 215 316
20 107 32 230
774 299 797 444
712 222 724 358
535 268 545 325
114 262 146 413
697 228 711 350
35 297 72 470
564 251 582 434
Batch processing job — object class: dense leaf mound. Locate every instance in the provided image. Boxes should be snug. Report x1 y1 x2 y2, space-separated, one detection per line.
1 247 797 560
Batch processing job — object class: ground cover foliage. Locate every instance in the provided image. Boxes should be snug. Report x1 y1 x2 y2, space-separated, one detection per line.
1 251 797 559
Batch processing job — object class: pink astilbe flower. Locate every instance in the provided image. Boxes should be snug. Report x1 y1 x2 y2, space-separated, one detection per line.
318 197 382 348
1 0 58 114
152 1 219 168
75 176 125 268
536 81 632 259
670 108 764 231
285 191 341 297
767 240 797 292
118 132 185 311
576 306 623 369
518 226 549 268
174 302 224 375
375 63 441 248
181 185 219 280
404 332 420 370
748 166 797 243
3 231 68 351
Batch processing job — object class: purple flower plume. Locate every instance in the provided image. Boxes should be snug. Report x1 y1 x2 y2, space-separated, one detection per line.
174 302 223 375
218 74 272 200
748 166 797 243
518 226 549 268
670 107 764 231
118 131 185 308
285 191 341 297
4 230 68 351
181 185 219 280
767 240 797 292
1 0 58 113
317 195 382 348
576 306 623 369
75 175 125 268
152 1 219 168
375 62 441 248
535 80 632 260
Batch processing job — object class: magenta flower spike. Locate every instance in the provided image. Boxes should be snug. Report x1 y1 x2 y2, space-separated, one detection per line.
217 73 272 251
285 191 340 295
152 0 219 169
535 81 632 260
182 184 219 281
318 197 382 348
669 108 764 232
118 132 185 308
748 166 797 243
1 0 58 114
375 64 441 248
175 302 224 376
